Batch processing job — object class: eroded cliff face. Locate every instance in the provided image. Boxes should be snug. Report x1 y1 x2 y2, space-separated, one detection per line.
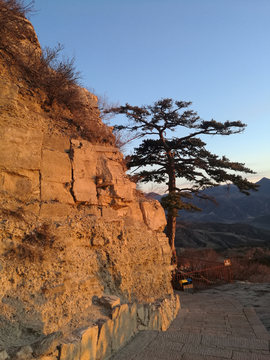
0 16 174 340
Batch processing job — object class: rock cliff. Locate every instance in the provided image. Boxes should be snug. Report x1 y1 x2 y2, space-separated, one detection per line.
0 8 176 354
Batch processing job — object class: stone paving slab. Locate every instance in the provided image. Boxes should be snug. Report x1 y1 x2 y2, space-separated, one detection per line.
178 291 270 341
201 333 269 351
181 354 228 360
132 346 183 360
109 331 158 360
181 343 232 358
201 282 270 333
109 289 270 360
156 331 202 345
232 352 270 360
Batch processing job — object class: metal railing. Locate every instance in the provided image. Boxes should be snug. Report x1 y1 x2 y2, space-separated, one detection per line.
173 256 233 291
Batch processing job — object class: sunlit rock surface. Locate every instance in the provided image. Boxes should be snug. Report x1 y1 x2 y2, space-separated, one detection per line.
0 12 176 357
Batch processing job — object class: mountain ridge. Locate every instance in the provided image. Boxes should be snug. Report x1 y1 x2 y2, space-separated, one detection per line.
174 220 270 250
150 177 270 225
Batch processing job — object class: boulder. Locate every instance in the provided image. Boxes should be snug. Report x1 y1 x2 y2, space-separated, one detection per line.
0 350 9 360
31 331 63 358
14 345 33 359
99 295 120 309
140 200 167 231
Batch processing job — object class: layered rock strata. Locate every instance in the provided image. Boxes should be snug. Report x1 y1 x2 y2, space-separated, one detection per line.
0 12 178 359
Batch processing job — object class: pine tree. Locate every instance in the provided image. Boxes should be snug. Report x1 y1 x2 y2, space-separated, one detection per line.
108 99 258 262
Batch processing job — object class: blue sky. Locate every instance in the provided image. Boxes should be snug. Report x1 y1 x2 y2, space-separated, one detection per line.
30 0 270 190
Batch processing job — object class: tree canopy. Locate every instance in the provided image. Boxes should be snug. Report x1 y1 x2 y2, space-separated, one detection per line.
108 99 259 262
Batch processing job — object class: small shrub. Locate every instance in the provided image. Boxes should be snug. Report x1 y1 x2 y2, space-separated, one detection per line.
15 42 82 109
177 247 270 283
231 256 270 283
0 1 81 109
0 0 35 62
23 223 54 249
0 208 25 221
5 223 55 263
87 87 119 124
0 0 116 145
178 248 220 262
38 45 82 108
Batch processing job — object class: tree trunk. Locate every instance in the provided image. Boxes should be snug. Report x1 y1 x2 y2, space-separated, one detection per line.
166 213 176 252
166 162 177 264
160 137 177 264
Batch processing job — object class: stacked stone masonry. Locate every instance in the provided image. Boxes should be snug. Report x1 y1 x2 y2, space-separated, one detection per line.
0 294 180 360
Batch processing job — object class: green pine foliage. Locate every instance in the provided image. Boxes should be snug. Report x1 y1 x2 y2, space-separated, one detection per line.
108 98 259 259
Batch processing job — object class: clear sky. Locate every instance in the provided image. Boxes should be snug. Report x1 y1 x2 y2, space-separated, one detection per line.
30 0 270 190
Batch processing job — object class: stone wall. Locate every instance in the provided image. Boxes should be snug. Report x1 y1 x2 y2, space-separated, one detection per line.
1 294 180 360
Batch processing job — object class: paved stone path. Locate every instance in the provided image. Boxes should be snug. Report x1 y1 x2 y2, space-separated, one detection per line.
109 290 270 360
201 282 270 333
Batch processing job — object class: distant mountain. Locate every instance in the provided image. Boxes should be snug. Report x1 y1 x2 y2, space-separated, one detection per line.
149 178 270 250
242 214 270 231
174 221 270 250
158 177 270 225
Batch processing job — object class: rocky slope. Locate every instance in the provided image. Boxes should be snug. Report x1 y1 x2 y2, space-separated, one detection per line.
0 9 175 351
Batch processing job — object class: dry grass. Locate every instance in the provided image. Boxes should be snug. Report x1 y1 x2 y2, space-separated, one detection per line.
231 256 270 283
4 223 55 263
0 208 25 221
177 247 270 283
0 0 116 145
